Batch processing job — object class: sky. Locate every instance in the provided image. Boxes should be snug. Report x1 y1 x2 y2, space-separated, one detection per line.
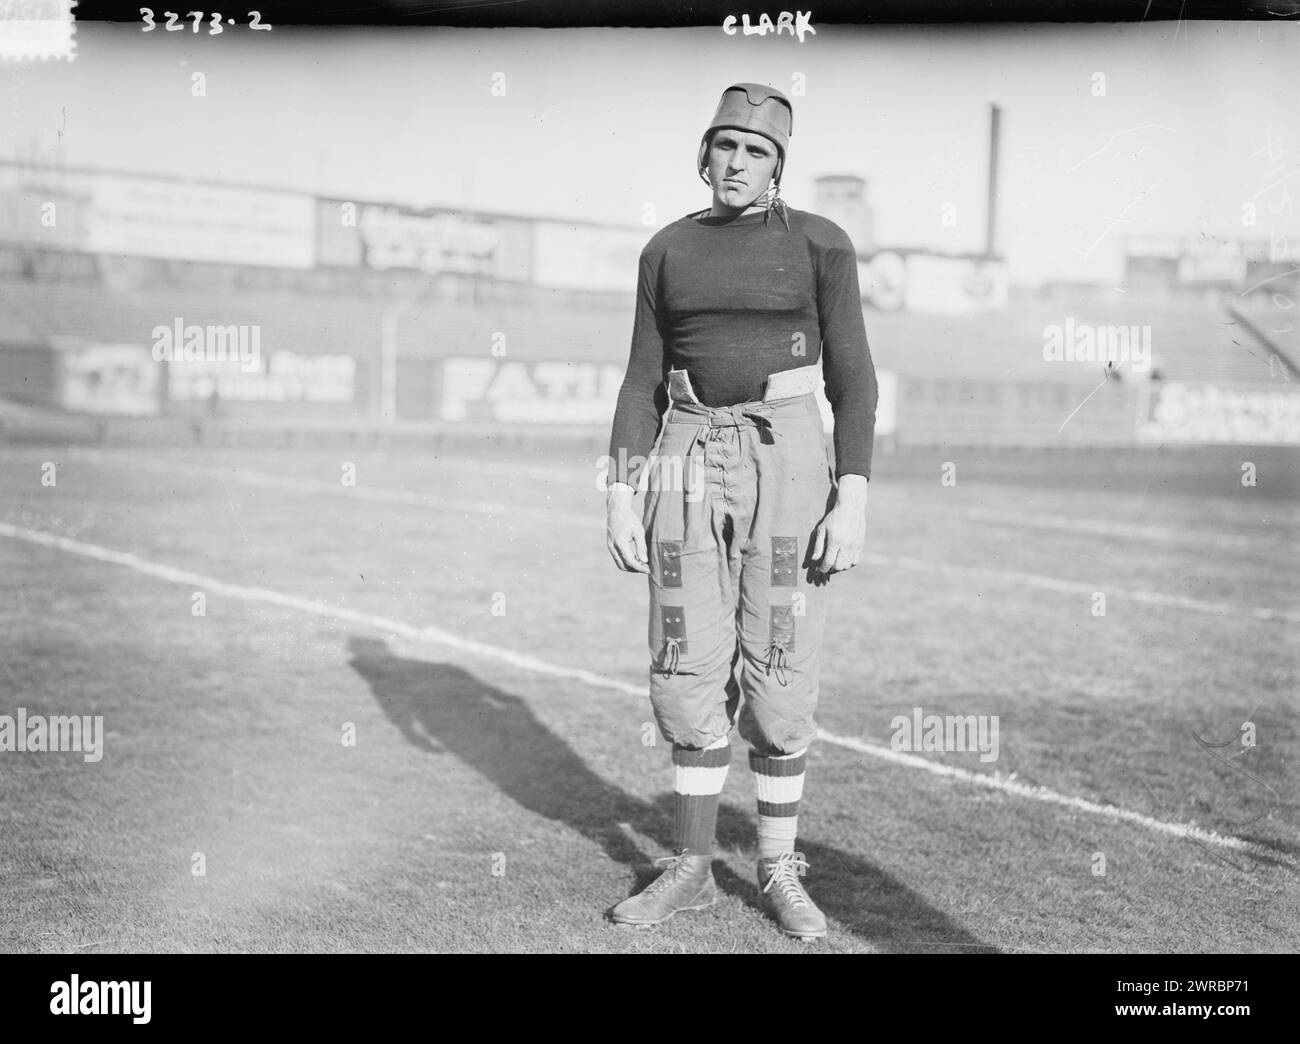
1 19 1298 284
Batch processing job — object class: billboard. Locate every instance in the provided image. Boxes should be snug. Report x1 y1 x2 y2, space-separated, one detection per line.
531 221 646 293
316 199 532 280
167 351 356 404
901 253 1009 314
1137 381 1300 445
857 251 1008 314
440 358 625 424
0 165 315 268
0 166 92 251
1125 236 1300 287
88 174 315 268
858 252 907 311
1177 243 1249 284
54 340 160 417
436 356 898 438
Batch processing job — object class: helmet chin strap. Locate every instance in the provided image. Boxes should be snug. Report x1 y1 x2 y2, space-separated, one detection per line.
752 182 790 230
697 170 791 231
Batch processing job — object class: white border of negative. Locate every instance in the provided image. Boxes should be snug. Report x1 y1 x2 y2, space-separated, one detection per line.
0 0 77 62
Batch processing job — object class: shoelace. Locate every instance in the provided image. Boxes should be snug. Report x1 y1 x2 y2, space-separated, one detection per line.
662 636 682 675
643 853 690 894
762 640 791 686
761 852 810 907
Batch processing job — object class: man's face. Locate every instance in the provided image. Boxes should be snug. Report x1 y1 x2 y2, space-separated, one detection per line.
705 128 780 210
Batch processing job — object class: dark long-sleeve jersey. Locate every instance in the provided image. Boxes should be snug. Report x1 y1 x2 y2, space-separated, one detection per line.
607 206 878 488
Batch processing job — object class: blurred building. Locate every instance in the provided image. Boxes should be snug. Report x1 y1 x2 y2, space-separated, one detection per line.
1 158 1296 450
812 174 875 254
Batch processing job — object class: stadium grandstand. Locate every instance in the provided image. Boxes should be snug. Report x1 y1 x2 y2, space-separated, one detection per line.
1 157 1297 454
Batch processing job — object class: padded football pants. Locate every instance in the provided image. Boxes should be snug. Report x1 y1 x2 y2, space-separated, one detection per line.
642 366 838 755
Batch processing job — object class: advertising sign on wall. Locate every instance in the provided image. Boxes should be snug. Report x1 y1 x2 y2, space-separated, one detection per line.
440 357 625 423
437 356 899 439
168 351 356 404
0 165 315 268
55 340 160 417
1177 243 1249 284
858 253 906 311
1126 237 1300 286
902 253 1009 314
315 198 365 267
858 251 1007 314
1137 381 1300 445
316 199 532 281
0 166 92 251
87 174 315 268
532 221 646 293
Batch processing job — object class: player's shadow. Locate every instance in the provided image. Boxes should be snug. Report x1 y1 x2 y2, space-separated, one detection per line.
348 636 995 953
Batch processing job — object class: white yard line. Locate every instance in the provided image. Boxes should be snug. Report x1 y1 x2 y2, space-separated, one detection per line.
66 446 592 487
857 551 1300 624
1 520 1285 861
67 452 601 529
0 521 622 691
55 453 1300 623
966 507 1300 555
815 729 1277 854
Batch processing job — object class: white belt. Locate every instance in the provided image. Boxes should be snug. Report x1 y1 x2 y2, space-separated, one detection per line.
667 363 820 404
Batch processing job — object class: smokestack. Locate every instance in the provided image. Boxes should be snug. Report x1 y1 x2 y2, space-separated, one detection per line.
986 103 1001 259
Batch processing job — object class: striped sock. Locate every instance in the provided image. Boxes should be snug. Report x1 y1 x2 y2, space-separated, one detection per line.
749 748 807 859
672 736 731 855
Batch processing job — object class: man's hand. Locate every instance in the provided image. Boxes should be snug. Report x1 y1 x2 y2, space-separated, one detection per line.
809 473 868 576
606 482 650 573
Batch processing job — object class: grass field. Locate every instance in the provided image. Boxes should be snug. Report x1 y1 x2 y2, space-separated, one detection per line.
1 439 1297 954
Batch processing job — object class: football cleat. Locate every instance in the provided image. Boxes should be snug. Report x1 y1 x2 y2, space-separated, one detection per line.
610 850 717 926
757 851 827 940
